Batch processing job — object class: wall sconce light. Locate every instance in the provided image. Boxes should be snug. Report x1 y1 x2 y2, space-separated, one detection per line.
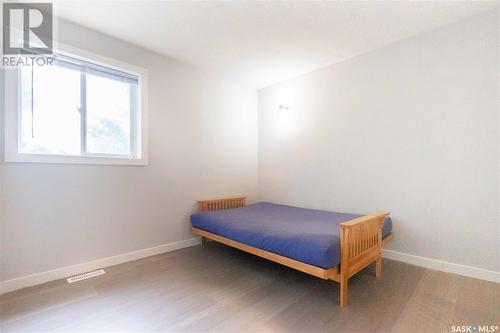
274 102 295 137
278 104 290 112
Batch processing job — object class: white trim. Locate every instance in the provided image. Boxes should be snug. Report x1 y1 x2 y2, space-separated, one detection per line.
3 41 149 166
2 240 496 295
0 238 200 295
4 152 148 166
382 249 500 284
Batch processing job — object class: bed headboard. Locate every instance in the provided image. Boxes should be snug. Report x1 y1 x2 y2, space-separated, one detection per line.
197 196 246 211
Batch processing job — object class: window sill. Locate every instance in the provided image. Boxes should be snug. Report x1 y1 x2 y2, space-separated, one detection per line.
4 152 148 166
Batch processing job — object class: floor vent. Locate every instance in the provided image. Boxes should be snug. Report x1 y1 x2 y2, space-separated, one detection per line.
66 269 106 283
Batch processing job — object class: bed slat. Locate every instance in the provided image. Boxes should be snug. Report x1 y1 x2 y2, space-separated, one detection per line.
198 197 246 211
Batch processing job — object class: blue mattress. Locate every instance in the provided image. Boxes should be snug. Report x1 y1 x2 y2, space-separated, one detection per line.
190 202 392 269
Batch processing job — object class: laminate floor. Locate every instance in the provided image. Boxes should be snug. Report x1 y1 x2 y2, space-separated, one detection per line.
1 242 498 332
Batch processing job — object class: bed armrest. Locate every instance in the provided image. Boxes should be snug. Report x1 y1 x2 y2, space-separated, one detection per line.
198 196 247 211
338 211 389 306
340 211 389 278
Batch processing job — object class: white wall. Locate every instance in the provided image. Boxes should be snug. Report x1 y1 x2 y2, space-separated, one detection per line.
1 19 258 282
2 8 498 289
258 10 499 272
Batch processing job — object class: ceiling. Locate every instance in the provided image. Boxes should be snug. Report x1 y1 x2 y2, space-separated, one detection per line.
54 1 499 89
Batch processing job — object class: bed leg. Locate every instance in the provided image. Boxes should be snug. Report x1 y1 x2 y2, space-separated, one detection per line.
340 276 349 307
201 236 207 248
375 256 382 277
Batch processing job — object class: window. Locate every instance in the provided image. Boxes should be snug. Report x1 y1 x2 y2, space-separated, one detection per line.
4 45 148 165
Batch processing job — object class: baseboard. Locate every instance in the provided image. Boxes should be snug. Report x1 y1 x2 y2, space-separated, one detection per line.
2 240 497 295
382 249 500 283
0 237 201 295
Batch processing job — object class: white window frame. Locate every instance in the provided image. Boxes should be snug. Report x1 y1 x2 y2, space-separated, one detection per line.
4 42 148 166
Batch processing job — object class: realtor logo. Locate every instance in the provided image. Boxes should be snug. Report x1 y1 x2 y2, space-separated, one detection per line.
2 3 53 55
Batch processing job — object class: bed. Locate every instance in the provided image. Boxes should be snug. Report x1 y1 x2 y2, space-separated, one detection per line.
190 196 393 306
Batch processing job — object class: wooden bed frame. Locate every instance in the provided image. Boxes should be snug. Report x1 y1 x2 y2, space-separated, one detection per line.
192 196 393 307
